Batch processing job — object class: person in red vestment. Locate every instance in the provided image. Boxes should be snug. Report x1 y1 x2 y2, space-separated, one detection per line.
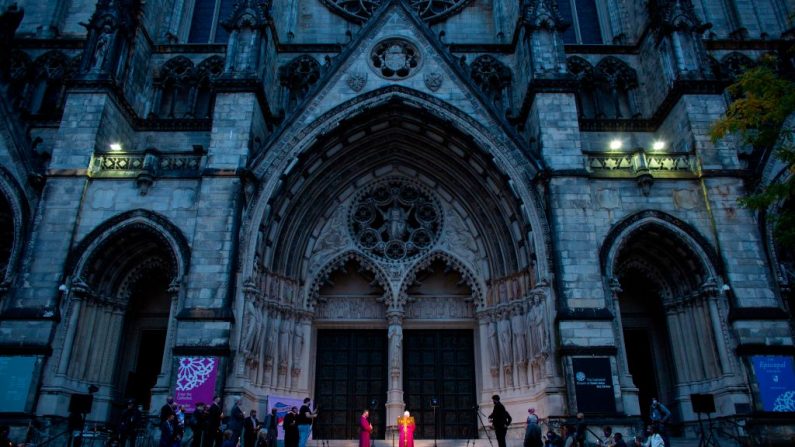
397 411 415 447
359 409 373 447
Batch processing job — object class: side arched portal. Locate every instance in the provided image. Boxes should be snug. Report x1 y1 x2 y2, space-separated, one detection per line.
602 212 735 422
49 210 189 419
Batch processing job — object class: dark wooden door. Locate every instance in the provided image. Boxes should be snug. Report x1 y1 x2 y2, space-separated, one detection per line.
403 330 477 439
314 330 387 439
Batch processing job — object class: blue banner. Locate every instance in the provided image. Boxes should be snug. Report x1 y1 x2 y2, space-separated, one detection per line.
752 355 795 412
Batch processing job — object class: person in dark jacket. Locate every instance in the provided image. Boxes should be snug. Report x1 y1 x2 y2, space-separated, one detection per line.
243 409 260 447
208 396 224 447
189 403 209 447
118 399 142 447
488 395 512 447
160 414 179 447
228 398 245 445
283 407 299 447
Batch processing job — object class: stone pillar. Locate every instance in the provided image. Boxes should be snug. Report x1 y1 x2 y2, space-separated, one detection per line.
153 281 181 395
386 312 404 430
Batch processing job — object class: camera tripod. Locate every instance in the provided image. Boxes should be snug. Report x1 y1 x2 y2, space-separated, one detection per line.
473 406 494 447
696 412 720 447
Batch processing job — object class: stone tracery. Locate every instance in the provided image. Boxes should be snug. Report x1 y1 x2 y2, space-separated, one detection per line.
320 0 473 23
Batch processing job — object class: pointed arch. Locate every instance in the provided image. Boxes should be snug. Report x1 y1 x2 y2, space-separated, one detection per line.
0 167 30 289
400 250 484 308
243 85 551 285
307 250 391 311
66 209 191 295
600 210 723 285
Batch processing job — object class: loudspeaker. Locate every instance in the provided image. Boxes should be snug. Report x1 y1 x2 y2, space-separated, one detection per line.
690 393 715 414
69 393 94 414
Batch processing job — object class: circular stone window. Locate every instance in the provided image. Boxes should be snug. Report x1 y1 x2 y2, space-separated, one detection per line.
369 38 421 80
350 179 442 262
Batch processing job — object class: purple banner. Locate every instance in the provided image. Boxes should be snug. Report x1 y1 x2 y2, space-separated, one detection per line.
174 357 219 413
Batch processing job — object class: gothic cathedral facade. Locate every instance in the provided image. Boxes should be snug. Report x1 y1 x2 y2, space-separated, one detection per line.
0 0 794 444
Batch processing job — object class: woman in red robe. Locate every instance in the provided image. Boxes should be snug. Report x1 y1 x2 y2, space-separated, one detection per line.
359 409 373 447
398 411 415 447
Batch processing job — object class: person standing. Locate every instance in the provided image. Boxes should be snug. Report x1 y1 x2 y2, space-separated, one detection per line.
208 396 224 447
228 398 246 445
243 409 260 447
359 409 373 447
160 396 177 424
189 403 208 447
397 411 414 447
488 395 511 447
284 407 299 447
575 413 587 447
118 399 141 447
262 408 278 447
297 398 318 447
649 398 671 447
160 414 178 447
523 408 542 447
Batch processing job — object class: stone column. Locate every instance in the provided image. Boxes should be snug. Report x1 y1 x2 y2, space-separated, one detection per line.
57 297 83 375
154 281 181 394
607 278 633 387
386 312 404 430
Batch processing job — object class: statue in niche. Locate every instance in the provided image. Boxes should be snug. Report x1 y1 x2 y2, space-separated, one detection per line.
381 196 410 240
292 321 305 366
487 316 499 373
264 316 278 370
498 280 508 304
241 299 263 362
535 294 549 355
497 311 513 365
525 302 537 360
91 24 113 72
279 318 292 369
510 306 527 364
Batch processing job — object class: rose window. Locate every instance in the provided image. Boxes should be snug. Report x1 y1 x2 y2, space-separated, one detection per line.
370 39 421 80
320 0 473 23
350 180 442 262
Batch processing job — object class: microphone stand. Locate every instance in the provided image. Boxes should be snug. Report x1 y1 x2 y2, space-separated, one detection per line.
474 406 494 447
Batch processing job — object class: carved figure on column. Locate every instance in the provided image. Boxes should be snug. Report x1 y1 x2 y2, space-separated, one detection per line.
278 317 292 379
511 306 527 365
264 314 279 371
487 315 500 377
497 310 513 386
292 319 305 378
241 298 264 364
388 321 403 371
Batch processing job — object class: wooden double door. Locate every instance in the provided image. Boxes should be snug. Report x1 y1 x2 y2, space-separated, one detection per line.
314 329 476 440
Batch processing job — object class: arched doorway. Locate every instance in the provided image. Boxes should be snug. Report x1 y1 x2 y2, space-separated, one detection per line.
605 214 731 422
0 193 14 282
237 92 550 440
57 213 188 418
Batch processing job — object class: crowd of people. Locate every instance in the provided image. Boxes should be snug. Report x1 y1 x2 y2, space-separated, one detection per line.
31 393 674 447
521 397 673 447
149 396 314 447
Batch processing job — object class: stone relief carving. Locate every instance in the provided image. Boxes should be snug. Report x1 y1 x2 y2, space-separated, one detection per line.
440 212 479 267
308 208 350 275
315 296 386 320
424 72 443 91
346 71 368 92
405 296 474 319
